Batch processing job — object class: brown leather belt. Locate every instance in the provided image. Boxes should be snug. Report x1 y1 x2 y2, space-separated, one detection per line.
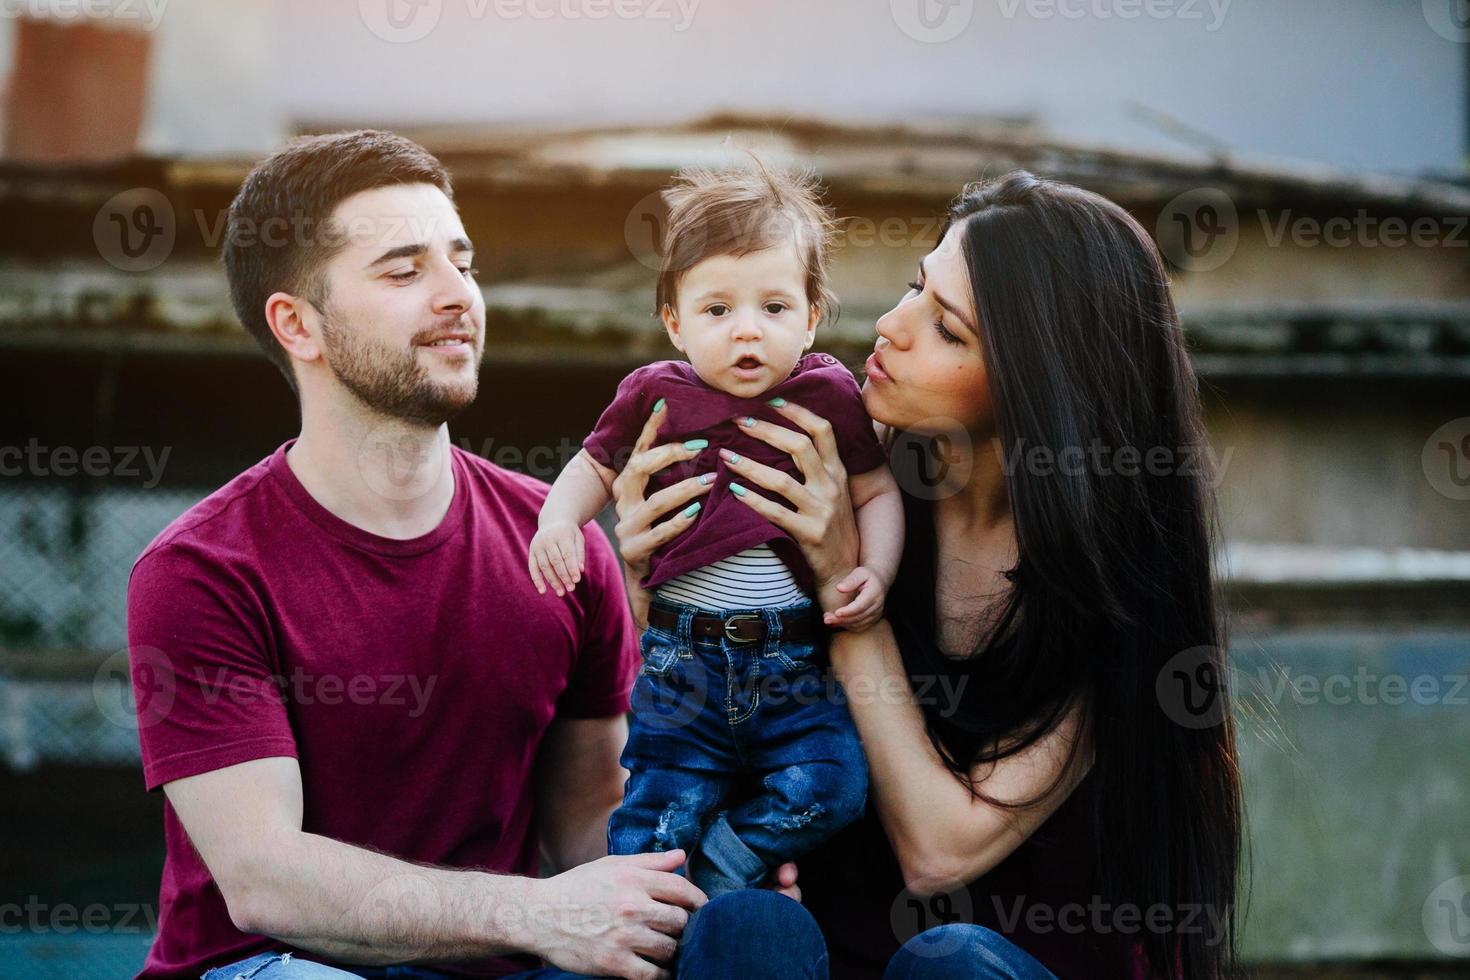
646 605 823 645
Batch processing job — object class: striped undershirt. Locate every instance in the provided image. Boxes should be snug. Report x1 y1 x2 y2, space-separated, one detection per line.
654 543 808 609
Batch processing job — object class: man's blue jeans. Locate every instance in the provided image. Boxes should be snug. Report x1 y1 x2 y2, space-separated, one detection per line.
607 598 867 897
200 889 829 979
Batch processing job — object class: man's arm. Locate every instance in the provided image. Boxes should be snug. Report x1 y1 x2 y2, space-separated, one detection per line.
535 715 629 873
166 756 700 979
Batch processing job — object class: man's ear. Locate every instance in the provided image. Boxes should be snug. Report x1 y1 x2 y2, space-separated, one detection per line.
265 292 324 367
661 304 685 353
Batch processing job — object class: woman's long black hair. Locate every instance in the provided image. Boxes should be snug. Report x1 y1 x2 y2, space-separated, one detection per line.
885 170 1243 979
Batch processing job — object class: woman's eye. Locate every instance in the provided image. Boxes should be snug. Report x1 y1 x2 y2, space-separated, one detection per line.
389 270 418 282
459 266 479 278
935 318 961 345
764 302 787 315
906 280 923 294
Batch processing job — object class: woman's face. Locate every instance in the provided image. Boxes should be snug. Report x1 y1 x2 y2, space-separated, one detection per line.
862 222 994 439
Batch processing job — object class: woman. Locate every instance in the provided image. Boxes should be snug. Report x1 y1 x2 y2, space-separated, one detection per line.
610 171 1243 979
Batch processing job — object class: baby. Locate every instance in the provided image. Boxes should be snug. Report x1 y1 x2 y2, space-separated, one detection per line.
529 162 903 896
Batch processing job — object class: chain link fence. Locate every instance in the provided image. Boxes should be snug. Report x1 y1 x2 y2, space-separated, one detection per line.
0 484 202 771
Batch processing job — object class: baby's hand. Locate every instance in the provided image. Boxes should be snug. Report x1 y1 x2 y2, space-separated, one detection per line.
529 521 585 597
825 565 888 632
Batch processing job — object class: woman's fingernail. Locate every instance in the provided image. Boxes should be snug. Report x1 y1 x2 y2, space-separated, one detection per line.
683 438 709 450
699 473 715 485
682 501 702 518
729 482 748 497
653 398 666 413
741 416 756 428
720 449 741 464
767 397 787 408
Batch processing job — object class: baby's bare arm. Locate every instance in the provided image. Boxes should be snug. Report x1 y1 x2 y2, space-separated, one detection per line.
541 450 615 530
850 465 904 586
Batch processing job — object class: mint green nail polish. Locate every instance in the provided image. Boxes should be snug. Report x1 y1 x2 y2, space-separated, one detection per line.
682 501 702 518
728 452 742 464
699 473 714 485
767 397 787 407
653 397 665 413
742 417 756 427
729 482 748 497
684 438 708 450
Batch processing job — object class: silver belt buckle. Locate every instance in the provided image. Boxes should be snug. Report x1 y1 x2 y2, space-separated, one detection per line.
723 613 762 643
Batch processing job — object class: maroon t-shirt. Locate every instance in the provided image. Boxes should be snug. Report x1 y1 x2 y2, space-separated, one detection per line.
126 440 639 980
581 353 888 593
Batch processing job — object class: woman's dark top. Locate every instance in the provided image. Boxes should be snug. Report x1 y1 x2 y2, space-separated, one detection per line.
801 769 1149 979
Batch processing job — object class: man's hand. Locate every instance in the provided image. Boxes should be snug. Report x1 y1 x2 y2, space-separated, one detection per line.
526 849 707 980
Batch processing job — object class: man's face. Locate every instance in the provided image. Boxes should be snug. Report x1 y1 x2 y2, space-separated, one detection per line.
310 183 486 425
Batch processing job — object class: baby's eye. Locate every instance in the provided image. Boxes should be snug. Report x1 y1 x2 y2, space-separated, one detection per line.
707 304 730 317
763 302 788 315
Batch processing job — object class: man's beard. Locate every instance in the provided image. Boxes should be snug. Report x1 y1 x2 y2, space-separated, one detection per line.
319 312 478 426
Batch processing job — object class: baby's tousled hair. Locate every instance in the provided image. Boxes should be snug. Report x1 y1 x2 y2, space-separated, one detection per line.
655 153 838 326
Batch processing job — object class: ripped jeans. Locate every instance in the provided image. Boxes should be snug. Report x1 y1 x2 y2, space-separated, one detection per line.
607 597 868 898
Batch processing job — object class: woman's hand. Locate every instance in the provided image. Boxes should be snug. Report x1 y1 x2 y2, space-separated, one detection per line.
609 405 716 628
720 403 862 624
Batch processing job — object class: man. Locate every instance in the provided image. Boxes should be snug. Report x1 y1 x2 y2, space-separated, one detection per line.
126 130 826 980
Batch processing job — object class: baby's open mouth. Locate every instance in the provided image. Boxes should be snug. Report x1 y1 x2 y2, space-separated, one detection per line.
736 356 762 370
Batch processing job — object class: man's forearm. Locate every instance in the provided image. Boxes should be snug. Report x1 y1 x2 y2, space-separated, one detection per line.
232 829 538 965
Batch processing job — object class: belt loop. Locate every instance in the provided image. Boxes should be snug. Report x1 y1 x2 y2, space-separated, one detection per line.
677 602 696 647
761 605 783 660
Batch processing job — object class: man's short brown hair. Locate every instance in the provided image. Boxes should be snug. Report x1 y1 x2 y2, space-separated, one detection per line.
655 158 837 325
222 130 453 392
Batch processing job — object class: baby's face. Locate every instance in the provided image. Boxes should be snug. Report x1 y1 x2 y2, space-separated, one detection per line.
664 242 818 398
